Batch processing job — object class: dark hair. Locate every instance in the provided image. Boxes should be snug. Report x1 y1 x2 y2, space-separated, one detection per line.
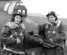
11 13 23 23
46 11 58 21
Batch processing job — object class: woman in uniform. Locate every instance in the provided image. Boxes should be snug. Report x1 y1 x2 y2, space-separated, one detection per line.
0 11 44 55
38 11 66 55
0 12 26 55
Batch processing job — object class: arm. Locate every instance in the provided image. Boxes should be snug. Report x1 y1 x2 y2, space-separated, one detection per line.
52 22 66 44
59 22 66 41
1 26 16 45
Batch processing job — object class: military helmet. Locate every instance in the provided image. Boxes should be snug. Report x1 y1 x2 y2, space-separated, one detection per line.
46 11 56 17
46 11 58 21
12 10 23 17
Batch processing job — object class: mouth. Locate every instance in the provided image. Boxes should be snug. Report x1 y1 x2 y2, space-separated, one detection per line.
15 21 20 23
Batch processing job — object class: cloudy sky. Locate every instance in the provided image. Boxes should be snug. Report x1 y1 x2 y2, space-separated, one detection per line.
21 0 67 18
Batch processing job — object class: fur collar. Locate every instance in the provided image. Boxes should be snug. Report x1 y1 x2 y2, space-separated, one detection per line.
45 20 62 29
20 23 25 30
55 20 62 27
5 22 25 29
48 20 62 27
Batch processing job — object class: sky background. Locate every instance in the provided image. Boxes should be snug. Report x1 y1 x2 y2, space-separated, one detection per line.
21 0 67 18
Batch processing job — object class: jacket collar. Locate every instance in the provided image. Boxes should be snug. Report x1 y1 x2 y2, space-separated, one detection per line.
48 20 62 27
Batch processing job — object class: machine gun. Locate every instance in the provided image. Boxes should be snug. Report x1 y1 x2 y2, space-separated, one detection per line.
31 34 63 48
33 34 63 48
40 39 63 48
39 39 55 48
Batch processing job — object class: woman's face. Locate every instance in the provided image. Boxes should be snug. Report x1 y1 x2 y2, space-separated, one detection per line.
14 15 22 24
48 15 56 23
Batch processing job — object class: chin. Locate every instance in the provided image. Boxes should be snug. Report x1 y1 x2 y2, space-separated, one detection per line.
15 22 20 24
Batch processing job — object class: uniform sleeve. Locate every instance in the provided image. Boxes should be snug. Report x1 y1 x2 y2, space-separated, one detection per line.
1 26 11 42
59 22 66 42
1 26 16 45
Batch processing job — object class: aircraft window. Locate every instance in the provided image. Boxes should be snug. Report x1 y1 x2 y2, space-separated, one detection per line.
22 10 25 15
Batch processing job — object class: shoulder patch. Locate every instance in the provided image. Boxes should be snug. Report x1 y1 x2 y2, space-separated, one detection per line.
5 22 19 29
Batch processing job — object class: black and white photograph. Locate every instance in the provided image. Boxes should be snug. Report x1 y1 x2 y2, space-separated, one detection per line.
0 0 67 55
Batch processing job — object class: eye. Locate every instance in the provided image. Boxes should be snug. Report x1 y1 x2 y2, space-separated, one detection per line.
16 16 19 19
51 17 53 18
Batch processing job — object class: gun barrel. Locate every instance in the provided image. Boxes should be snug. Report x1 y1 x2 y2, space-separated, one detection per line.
41 40 62 48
